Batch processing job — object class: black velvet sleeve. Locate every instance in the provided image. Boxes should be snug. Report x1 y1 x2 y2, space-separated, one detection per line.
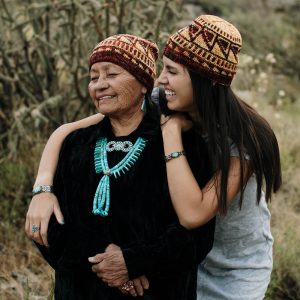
34 217 70 269
34 133 78 271
121 218 215 279
36 133 88 270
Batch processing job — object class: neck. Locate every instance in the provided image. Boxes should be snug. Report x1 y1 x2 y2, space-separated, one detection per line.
110 110 144 136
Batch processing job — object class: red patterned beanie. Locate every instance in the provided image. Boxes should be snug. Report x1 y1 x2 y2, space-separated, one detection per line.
163 15 242 86
89 34 158 92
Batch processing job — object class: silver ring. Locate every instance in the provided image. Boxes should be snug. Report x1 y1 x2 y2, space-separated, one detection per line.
32 224 40 233
120 280 134 292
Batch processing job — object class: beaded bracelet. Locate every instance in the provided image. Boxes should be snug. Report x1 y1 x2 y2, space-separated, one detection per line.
164 150 186 162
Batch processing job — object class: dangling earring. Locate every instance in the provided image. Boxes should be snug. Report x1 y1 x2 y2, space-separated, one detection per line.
141 97 147 113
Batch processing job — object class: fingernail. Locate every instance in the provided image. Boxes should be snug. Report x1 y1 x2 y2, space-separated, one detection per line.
88 257 94 262
59 219 65 225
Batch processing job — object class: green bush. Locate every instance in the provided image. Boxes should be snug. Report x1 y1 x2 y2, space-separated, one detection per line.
0 159 30 225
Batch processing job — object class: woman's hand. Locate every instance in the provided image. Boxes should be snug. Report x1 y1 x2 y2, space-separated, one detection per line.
25 193 64 246
89 244 149 297
160 113 193 133
89 244 129 287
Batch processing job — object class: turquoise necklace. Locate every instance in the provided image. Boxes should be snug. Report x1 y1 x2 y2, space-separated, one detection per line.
93 137 147 217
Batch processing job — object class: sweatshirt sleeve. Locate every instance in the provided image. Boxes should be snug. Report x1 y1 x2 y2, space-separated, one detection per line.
121 217 215 279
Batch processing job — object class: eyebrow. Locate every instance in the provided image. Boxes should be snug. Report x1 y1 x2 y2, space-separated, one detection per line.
90 67 98 73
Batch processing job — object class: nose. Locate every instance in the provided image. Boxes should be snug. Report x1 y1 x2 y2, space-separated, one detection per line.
157 69 167 85
94 78 109 90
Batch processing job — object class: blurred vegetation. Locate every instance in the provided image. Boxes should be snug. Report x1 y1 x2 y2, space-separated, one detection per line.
0 0 182 159
1 0 300 299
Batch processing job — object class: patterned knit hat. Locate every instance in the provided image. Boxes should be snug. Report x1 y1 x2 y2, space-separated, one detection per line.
89 34 158 92
163 15 242 86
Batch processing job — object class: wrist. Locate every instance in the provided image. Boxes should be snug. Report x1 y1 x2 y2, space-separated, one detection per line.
162 125 184 155
32 185 54 196
34 172 54 186
164 150 186 162
162 123 181 137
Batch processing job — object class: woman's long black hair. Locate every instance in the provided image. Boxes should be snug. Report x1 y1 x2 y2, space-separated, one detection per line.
189 71 282 214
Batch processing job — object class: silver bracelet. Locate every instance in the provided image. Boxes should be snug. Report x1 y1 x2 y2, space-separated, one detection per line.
164 150 186 162
32 185 54 196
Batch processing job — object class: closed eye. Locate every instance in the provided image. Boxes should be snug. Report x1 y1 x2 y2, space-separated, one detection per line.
107 73 119 77
165 66 177 75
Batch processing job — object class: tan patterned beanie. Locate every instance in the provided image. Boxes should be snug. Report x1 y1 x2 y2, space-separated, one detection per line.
163 15 242 86
89 34 158 92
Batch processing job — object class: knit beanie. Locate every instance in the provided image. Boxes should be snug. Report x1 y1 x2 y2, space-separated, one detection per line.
89 34 158 92
163 15 242 86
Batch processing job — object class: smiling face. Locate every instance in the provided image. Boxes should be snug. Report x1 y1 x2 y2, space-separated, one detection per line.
88 62 147 117
157 56 194 112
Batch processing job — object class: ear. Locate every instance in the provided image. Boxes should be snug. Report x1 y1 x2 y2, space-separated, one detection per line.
141 86 147 95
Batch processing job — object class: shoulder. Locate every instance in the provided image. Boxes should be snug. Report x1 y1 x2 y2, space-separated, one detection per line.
63 121 103 148
228 139 250 160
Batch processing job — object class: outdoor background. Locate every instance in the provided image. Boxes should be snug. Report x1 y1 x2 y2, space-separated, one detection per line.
0 0 299 299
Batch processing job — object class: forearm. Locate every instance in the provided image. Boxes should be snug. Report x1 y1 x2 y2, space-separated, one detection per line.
34 114 103 186
34 124 71 186
162 126 218 228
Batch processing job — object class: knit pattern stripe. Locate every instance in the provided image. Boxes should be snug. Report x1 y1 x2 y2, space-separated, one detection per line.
89 34 158 91
163 15 242 86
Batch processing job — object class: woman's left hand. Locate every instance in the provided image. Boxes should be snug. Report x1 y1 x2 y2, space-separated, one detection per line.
160 113 193 133
89 244 129 287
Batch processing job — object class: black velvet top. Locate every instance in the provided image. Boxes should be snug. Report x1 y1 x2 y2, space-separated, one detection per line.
36 107 215 300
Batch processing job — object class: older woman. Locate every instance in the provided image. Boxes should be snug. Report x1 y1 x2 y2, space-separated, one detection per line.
30 34 215 299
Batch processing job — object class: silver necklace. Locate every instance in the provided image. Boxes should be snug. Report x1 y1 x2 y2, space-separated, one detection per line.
106 141 133 152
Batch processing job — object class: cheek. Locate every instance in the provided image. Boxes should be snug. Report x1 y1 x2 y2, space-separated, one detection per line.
186 85 193 103
118 81 137 97
116 79 142 105
88 83 95 98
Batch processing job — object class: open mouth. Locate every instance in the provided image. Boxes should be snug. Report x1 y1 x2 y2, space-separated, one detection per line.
97 95 115 101
165 89 176 97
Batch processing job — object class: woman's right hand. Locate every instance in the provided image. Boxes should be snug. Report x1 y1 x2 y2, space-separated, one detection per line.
25 193 64 246
161 113 193 133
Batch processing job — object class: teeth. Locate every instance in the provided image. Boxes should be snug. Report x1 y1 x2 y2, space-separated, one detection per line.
165 90 176 96
98 95 114 100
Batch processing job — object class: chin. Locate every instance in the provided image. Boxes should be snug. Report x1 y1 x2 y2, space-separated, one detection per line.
168 103 182 112
99 110 115 116
167 102 177 110
95 104 116 116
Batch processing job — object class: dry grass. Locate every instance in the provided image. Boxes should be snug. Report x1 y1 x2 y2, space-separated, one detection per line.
0 226 53 300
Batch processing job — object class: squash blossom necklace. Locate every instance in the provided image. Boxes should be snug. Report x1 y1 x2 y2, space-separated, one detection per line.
93 137 147 217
